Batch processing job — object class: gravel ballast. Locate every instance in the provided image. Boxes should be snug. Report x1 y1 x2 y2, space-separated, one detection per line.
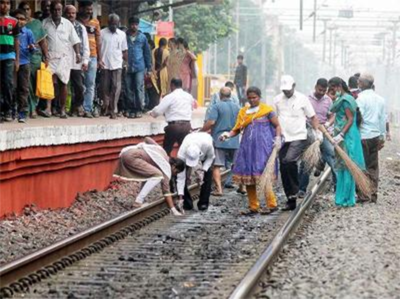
0 180 159 265
255 138 400 298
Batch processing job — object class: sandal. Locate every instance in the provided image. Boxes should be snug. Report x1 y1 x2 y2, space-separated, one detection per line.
240 209 258 216
259 207 278 215
38 110 51 118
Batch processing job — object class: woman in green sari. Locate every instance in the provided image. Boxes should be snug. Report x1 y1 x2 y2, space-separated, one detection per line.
326 77 365 207
18 2 49 118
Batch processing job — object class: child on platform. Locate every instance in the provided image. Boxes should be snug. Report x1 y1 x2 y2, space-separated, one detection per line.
12 9 36 123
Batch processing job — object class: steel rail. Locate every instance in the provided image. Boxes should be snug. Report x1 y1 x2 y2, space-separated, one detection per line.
229 168 331 299
0 170 228 290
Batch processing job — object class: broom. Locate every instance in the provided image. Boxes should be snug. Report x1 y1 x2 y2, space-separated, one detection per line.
302 137 322 172
260 143 279 202
319 125 372 198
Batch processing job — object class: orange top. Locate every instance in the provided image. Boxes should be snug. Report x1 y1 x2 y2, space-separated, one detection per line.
79 18 101 58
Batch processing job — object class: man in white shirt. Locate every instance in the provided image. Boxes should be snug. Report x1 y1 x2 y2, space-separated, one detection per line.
100 13 128 119
150 78 195 156
274 75 323 211
65 5 89 117
357 73 386 202
176 132 215 211
43 0 81 118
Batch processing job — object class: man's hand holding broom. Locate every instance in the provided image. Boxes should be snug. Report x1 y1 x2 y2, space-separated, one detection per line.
302 116 324 170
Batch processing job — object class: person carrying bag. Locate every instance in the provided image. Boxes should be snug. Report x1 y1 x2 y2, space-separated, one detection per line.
36 62 54 101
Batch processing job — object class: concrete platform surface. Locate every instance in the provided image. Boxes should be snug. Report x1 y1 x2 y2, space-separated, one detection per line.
0 108 206 152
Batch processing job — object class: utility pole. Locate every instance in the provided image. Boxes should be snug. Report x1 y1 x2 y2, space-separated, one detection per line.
312 0 317 42
382 34 386 64
277 24 284 84
333 32 337 70
343 47 347 68
228 38 231 78
236 1 240 55
169 0 173 21
261 35 266 93
322 19 328 62
299 0 303 30
392 21 398 65
328 27 333 65
340 40 343 66
213 42 217 75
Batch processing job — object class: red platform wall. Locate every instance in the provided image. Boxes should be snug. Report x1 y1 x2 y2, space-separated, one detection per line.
0 135 165 217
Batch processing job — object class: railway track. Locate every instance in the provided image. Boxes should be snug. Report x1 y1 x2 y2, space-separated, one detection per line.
0 169 331 298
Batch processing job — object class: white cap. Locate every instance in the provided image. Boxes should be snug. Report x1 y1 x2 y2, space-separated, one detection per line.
280 75 295 91
185 144 200 167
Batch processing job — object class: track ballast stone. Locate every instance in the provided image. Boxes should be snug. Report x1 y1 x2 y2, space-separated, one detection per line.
255 141 400 299
0 180 156 265
14 190 290 299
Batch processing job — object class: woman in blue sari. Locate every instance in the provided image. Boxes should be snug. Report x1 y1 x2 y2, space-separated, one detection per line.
326 77 365 207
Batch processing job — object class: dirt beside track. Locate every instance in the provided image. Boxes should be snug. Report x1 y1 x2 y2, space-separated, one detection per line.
0 180 157 265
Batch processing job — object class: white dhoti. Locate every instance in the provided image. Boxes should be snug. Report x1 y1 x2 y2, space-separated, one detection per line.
48 53 73 84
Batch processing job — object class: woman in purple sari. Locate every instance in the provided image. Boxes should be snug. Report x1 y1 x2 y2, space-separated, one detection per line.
220 87 282 215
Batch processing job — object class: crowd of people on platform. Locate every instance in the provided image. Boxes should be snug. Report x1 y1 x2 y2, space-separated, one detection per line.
0 0 198 123
114 65 389 216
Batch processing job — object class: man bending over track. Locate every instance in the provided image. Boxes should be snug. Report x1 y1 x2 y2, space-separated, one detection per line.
114 137 185 216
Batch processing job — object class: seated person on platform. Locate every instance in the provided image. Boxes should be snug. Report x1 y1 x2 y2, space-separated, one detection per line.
114 137 185 216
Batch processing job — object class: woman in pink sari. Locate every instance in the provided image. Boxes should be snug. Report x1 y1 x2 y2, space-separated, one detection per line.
178 38 197 93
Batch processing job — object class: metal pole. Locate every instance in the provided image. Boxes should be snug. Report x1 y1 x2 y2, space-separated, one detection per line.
236 1 240 55
392 21 398 65
343 46 347 69
213 42 218 75
382 35 386 64
228 38 232 78
340 40 344 66
299 0 303 30
322 20 327 62
261 35 266 94
169 0 173 21
312 0 317 42
329 28 333 65
278 25 284 83
333 32 337 73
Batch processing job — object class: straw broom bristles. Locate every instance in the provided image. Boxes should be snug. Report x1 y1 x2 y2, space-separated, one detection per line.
319 125 372 198
260 145 279 200
302 139 322 172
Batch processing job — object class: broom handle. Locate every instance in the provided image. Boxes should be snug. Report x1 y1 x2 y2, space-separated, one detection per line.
318 124 336 145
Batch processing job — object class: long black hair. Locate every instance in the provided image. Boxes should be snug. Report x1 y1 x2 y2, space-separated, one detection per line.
328 77 351 94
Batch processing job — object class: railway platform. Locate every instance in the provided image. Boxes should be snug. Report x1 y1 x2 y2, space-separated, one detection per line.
0 109 206 217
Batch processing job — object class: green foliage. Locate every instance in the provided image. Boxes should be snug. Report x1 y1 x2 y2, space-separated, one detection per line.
173 0 234 53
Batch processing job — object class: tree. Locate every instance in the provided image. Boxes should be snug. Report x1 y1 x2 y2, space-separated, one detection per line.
173 0 234 53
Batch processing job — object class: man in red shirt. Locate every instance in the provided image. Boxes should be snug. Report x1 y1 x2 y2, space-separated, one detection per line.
0 0 20 122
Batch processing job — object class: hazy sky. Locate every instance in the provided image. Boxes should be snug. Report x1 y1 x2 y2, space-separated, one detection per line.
262 0 400 66
258 0 400 100
264 0 400 11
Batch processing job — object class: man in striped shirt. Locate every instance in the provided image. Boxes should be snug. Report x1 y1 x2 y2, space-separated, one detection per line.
0 0 20 122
